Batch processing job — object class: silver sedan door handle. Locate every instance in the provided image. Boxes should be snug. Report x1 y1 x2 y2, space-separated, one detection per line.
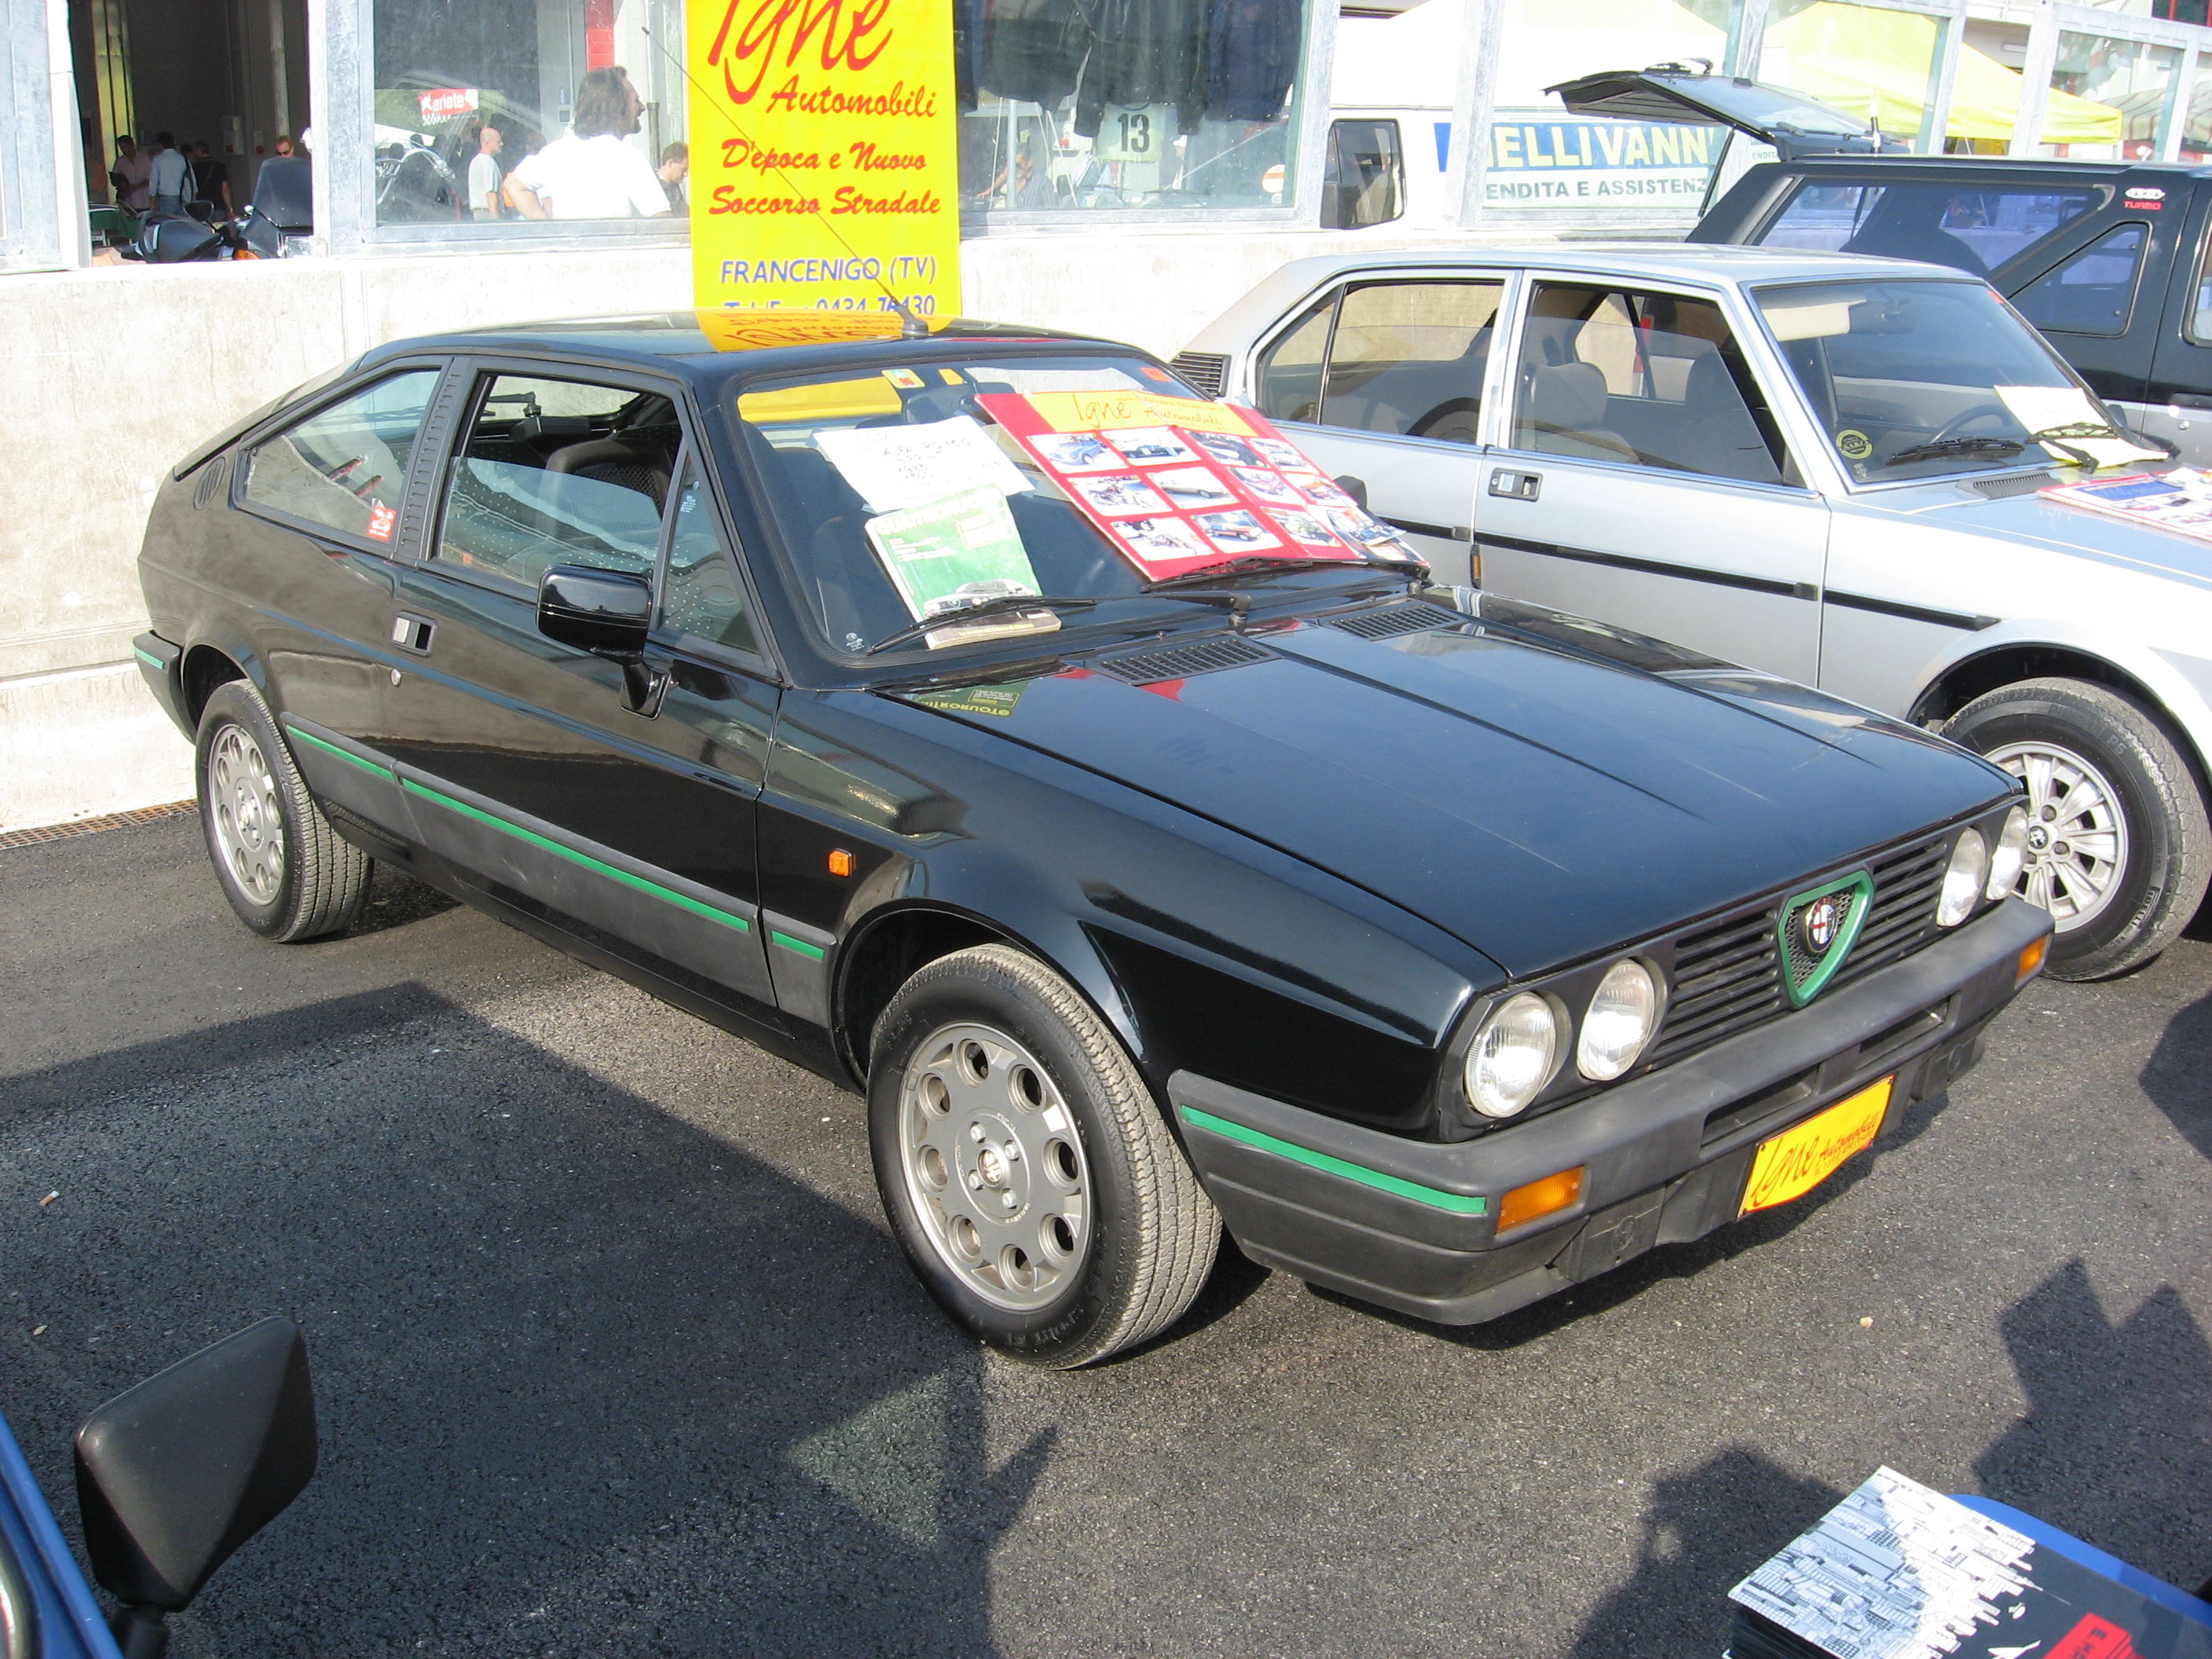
1488 468 1541 502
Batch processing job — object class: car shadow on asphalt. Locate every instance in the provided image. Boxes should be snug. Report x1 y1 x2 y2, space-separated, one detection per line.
1 988 1051 1658
2139 986 2212 1159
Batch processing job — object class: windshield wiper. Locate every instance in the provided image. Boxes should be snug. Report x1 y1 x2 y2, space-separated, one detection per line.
863 594 1099 657
1881 436 2025 468
1147 553 1422 589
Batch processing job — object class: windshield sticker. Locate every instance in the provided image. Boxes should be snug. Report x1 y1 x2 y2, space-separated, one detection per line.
864 486 1046 634
882 368 925 390
910 679 1033 719
819 416 1035 515
1995 385 2169 470
1835 429 1873 461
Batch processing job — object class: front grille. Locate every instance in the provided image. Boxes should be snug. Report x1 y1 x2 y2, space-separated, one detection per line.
1168 351 1229 398
1093 635 1274 684
1323 602 1463 641
1647 829 1949 1070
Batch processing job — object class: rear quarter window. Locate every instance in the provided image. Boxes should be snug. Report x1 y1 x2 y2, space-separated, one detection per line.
1757 180 2100 276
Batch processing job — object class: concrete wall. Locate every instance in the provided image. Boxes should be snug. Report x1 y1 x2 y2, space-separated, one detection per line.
0 222 1502 830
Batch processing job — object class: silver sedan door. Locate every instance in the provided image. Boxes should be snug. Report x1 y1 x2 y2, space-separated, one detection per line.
1473 276 1828 683
1243 271 1508 585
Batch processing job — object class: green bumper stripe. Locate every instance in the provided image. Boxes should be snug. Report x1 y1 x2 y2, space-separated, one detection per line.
134 649 165 671
285 724 396 782
401 778 751 933
771 930 827 960
1178 1104 1487 1215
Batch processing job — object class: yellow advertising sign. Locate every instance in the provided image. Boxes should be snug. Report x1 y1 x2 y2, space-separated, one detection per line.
687 0 960 319
1022 391 1256 436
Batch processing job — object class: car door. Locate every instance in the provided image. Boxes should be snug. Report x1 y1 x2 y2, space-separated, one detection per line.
2140 184 2212 466
1246 271 1508 584
1472 275 1827 683
226 361 454 841
382 358 780 1020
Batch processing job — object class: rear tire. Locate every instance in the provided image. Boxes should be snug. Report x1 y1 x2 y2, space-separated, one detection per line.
868 944 1219 1368
1943 677 2209 979
195 680 372 942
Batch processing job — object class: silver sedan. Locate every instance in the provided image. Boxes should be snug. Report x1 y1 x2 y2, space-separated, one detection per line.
1176 244 2212 979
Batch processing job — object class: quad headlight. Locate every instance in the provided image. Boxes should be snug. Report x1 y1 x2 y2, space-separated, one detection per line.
1577 959 1661 1081
1987 805 2029 901
1937 827 1989 927
1463 992 1560 1119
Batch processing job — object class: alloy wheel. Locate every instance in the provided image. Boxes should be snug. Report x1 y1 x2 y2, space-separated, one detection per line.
897 1020 1092 1312
1983 738 2129 931
208 722 286 905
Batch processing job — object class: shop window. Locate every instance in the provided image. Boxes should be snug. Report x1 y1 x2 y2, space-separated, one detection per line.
2015 223 2148 337
436 374 679 588
243 370 442 544
1757 182 2099 276
369 0 687 231
958 0 1312 219
1757 2 1940 148
1321 119 1403 229
659 457 760 654
2042 32 2179 161
1511 284 1787 485
1319 280 1501 444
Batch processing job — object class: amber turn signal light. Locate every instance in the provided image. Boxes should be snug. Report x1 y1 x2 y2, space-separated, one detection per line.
2016 936 2049 981
1498 1165 1584 1233
827 848 855 877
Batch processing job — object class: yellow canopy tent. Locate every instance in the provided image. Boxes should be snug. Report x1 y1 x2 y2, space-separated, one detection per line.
1761 2 2123 145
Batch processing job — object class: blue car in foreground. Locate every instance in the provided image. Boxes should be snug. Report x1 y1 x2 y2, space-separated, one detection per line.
0 1320 315 1658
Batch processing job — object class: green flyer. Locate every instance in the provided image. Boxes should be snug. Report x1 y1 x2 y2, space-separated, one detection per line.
864 487 1042 620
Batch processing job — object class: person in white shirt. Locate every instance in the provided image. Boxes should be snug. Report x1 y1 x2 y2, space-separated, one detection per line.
507 68 670 221
467 124 505 221
111 137 153 213
146 133 189 218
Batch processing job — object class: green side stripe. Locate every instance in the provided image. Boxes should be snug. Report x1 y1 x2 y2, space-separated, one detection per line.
401 778 751 934
771 930 827 960
1179 1105 1487 1214
285 725 396 782
134 649 165 671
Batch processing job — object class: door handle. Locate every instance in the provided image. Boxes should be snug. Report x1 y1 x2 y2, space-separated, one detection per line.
390 614 435 654
2171 394 2212 410
1489 467 1541 501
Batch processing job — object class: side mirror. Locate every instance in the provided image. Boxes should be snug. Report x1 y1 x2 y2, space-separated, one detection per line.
75 1318 316 1658
537 565 665 716
1333 474 1370 510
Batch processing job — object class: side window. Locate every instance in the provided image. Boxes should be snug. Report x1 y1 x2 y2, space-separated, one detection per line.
1321 119 1404 230
1759 181 2098 276
434 373 681 587
1319 279 1502 445
242 369 440 544
2015 222 2147 338
1254 292 1335 425
658 457 760 655
1511 284 1789 485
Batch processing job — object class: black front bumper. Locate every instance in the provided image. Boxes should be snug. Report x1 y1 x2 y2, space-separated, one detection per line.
1170 898 2050 1326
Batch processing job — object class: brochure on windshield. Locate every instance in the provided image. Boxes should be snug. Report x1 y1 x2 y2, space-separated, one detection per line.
973 389 1418 581
861 485 1059 649
2038 467 2212 544
1997 386 2169 471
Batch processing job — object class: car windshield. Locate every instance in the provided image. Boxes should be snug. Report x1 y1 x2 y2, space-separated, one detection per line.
1752 278 2104 483
731 353 1393 659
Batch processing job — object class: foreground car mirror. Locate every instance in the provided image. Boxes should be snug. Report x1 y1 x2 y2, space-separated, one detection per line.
537 564 665 714
75 1318 316 1659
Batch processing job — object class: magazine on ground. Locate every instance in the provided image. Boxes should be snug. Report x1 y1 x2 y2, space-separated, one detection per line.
1729 1468 2212 1659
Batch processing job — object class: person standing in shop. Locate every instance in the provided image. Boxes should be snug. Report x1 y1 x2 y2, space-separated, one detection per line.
467 123 505 221
112 135 152 213
147 133 190 217
506 68 670 219
273 134 295 156
189 141 233 217
658 142 689 214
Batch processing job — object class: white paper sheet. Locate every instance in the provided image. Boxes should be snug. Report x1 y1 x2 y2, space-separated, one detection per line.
1994 385 2168 469
815 416 1033 513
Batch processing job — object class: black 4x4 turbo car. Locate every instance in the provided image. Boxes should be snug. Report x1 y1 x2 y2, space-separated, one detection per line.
137 311 2048 1367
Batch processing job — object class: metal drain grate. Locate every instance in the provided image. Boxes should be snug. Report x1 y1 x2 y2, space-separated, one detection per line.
1324 602 1463 641
1093 635 1275 684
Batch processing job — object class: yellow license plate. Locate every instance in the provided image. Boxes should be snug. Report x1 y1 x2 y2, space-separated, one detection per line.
1739 1077 1894 1216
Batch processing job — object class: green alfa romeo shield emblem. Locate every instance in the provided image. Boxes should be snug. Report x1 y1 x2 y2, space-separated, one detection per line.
1778 871 1874 1006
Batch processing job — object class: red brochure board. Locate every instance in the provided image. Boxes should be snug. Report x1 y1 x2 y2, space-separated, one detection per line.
974 390 1416 581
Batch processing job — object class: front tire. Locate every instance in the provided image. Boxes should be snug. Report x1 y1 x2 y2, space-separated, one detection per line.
1943 678 2210 980
868 944 1219 1368
196 680 372 942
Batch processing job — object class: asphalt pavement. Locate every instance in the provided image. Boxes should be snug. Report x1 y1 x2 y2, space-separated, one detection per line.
3 811 2208 1658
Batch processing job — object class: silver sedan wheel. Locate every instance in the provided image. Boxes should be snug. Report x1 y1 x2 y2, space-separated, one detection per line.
208 722 287 905
898 1021 1092 1313
1983 738 2129 931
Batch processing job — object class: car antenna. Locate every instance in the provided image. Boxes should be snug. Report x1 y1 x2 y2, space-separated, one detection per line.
640 23 936 338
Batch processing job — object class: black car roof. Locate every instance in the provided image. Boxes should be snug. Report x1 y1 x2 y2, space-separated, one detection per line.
351 313 1128 387
1751 156 2210 182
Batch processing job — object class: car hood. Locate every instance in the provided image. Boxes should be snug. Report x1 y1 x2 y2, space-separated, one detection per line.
899 598 2012 977
1867 478 2212 591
